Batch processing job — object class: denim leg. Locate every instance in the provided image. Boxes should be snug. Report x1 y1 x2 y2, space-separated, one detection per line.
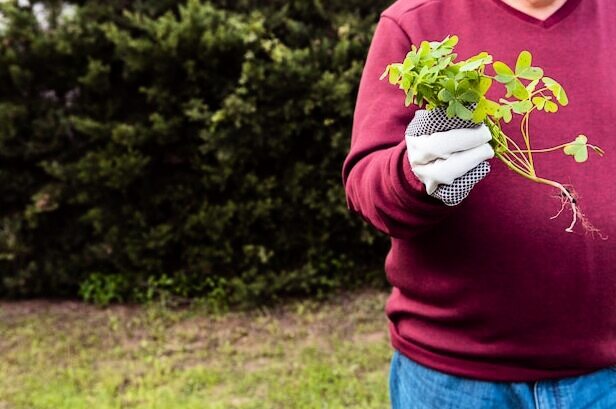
388 350 535 409
539 365 616 409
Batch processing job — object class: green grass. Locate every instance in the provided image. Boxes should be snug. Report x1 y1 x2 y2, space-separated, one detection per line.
0 289 393 409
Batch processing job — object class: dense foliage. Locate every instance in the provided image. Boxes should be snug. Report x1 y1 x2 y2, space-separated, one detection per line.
0 0 391 305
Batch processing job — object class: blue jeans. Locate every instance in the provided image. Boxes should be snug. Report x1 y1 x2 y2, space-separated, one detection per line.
389 350 616 408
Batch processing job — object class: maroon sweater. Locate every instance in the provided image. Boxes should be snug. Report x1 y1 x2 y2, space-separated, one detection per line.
342 0 616 381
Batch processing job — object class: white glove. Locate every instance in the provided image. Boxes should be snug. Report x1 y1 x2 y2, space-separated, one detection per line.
405 108 495 205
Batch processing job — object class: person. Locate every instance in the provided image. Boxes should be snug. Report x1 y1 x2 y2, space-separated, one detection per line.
341 0 616 407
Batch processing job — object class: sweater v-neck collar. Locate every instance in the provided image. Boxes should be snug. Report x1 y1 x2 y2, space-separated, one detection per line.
489 0 582 29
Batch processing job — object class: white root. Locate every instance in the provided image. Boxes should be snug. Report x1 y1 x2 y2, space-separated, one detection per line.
548 183 578 233
548 183 607 239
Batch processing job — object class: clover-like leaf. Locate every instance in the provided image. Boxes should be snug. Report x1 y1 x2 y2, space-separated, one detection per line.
495 104 513 123
477 76 492 96
517 67 544 81
402 56 415 71
400 75 412 92
512 100 533 114
405 91 414 107
532 96 546 110
387 64 403 84
437 87 454 102
544 100 558 113
514 51 543 80
418 41 431 58
430 35 459 57
515 51 532 73
472 97 500 123
464 71 479 81
437 54 455 69
380 65 390 81
459 52 493 72
506 79 530 100
442 35 459 48
493 61 515 83
503 109 512 123
454 101 473 120
526 79 539 94
446 100 457 118
563 135 589 163
443 78 456 94
459 89 480 103
542 77 568 106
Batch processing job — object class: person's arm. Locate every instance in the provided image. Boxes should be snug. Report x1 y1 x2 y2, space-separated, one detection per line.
342 15 457 240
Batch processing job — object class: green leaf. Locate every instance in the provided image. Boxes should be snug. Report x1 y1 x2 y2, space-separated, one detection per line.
465 71 479 81
400 76 411 92
405 91 414 107
430 35 459 59
477 77 492 96
563 135 589 162
544 100 558 113
459 52 493 72
408 50 421 65
526 79 539 94
442 35 459 48
542 77 568 106
419 41 431 58
517 67 544 81
380 66 390 81
512 100 533 114
438 88 454 102
437 55 454 69
493 61 515 83
459 90 480 103
402 57 414 71
507 79 530 100
542 77 558 87
459 59 484 72
556 88 569 106
503 108 512 123
514 51 543 80
443 78 456 94
515 50 532 73
472 97 500 123
454 101 473 120
472 104 487 123
496 105 513 123
532 96 546 110
446 101 457 118
389 66 401 84
484 99 500 115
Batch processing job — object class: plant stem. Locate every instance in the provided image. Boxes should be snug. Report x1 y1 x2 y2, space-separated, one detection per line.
533 177 578 233
485 118 532 170
494 152 534 180
488 110 581 232
520 109 536 176
494 142 533 172
511 143 569 154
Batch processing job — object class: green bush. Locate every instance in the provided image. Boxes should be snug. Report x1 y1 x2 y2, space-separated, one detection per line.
0 0 391 306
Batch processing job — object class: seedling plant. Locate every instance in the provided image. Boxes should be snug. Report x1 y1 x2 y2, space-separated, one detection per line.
381 36 604 234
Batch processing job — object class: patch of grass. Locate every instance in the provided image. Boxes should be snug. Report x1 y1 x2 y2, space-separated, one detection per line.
0 289 393 409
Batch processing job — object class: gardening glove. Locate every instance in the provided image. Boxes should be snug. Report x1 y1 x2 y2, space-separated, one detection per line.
405 106 494 206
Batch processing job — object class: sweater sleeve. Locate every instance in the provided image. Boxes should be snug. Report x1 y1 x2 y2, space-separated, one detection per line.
341 15 457 240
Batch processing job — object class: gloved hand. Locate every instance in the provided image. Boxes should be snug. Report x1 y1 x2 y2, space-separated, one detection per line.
405 107 495 206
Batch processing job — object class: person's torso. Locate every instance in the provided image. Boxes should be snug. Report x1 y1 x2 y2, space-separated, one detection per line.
384 0 616 380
